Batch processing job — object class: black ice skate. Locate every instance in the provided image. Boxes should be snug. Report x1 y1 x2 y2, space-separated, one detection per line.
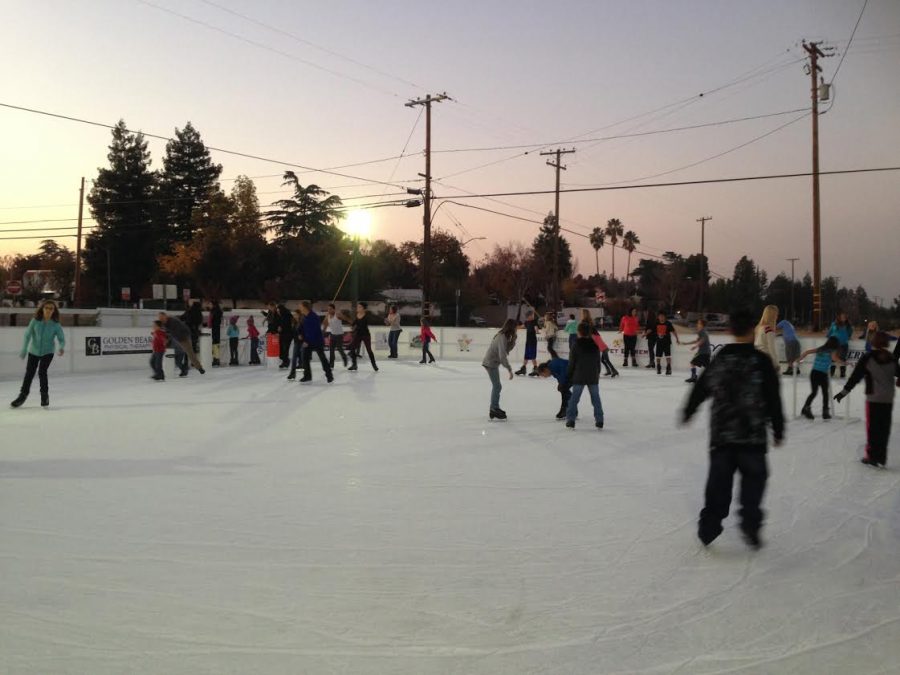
801 406 814 420
10 393 27 408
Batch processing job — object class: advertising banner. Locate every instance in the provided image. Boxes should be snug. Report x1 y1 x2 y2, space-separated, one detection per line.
85 335 152 356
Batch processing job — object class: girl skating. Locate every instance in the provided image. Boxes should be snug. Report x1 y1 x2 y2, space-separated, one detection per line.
11 300 66 408
482 319 517 420
419 318 437 363
799 337 842 420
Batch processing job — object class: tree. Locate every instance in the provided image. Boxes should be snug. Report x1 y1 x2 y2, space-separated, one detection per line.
589 227 605 277
85 120 162 304
731 256 767 314
266 171 343 241
622 230 640 289
398 230 470 303
37 240 76 301
604 218 624 280
160 121 223 243
531 213 572 307
633 258 666 307
474 243 534 308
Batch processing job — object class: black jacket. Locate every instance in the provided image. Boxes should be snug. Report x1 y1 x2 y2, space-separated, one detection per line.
566 337 601 385
209 303 223 340
683 342 784 450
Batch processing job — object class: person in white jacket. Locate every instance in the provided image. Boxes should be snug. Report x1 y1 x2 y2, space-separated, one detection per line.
754 305 779 371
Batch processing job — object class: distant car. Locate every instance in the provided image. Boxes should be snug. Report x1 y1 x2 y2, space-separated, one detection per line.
470 315 487 327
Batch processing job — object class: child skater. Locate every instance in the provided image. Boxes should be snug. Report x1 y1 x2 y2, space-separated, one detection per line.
683 318 711 383
564 313 578 354
827 311 853 378
246 316 261 365
645 313 659 369
834 332 900 468
654 310 680 375
592 329 619 378
419 317 437 364
777 316 802 375
482 319 517 420
543 312 559 357
799 336 843 420
565 322 605 430
227 315 240 365
537 357 571 419
11 300 66 408
150 319 166 381
619 308 640 367
682 308 784 549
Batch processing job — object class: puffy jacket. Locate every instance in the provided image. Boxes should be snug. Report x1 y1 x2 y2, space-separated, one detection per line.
567 337 601 385
302 312 325 347
21 318 65 357
840 349 899 404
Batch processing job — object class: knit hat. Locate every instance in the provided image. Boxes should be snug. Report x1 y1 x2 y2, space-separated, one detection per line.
229 315 239 324
246 316 254 325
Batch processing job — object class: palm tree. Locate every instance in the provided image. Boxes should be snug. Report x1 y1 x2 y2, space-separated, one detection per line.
605 218 624 280
589 227 605 277
622 230 640 291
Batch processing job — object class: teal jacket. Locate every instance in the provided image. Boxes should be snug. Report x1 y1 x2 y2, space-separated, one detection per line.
21 318 65 357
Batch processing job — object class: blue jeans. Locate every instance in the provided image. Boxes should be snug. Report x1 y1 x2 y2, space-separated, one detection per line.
485 366 502 410
566 384 604 424
568 333 577 353
388 329 401 357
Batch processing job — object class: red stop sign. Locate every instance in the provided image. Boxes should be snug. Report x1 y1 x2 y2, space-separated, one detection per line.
6 280 22 295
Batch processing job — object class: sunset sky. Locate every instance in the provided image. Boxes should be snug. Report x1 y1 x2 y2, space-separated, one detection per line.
1 0 898 299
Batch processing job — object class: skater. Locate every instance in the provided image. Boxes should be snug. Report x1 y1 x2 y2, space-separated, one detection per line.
653 310 680 375
515 310 538 376
385 305 402 358
227 315 240 365
683 318 711 383
835 332 900 468
184 300 204 354
682 308 784 549
537 357 571 420
246 316 261 365
565 322 605 429
482 319 517 420
861 321 896 353
419 317 437 363
776 317 802 375
209 299 223 366
323 303 348 368
827 312 853 377
754 305 779 371
158 312 205 376
11 300 66 408
798 337 842 420
348 302 378 372
298 301 333 383
564 313 579 353
286 308 305 380
619 307 640 367
150 320 166 381
590 327 618 378
543 312 559 358
644 313 659 369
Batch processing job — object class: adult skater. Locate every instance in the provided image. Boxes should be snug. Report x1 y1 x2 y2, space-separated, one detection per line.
419 317 437 364
515 310 538 376
298 301 333 383
537 356 571 419
385 305 402 359
835 332 900 468
543 312 559 358
348 302 378 372
644 312 659 369
682 308 784 549
209 299 223 367
683 318 711 383
482 318 517 420
754 305 779 371
323 303 348 368
653 310 680 375
565 321 605 429
286 308 305 380
158 311 205 376
827 312 853 378
619 308 640 367
799 337 842 420
184 300 204 354
10 300 65 408
776 316 802 375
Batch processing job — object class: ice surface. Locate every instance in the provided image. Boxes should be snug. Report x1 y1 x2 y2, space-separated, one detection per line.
2 361 899 674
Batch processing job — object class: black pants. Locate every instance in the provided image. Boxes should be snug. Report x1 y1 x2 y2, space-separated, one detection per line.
190 327 200 354
249 337 260 364
831 344 849 377
647 336 657 364
288 339 305 378
421 339 435 362
558 385 571 415
623 335 637 364
600 349 618 375
804 370 830 413
20 353 54 397
350 334 377 369
150 352 164 379
279 332 292 366
865 401 893 465
229 337 239 365
303 344 333 380
699 445 768 541
328 334 348 367
547 336 557 358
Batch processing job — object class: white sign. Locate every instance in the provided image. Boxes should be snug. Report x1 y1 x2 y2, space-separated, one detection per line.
85 335 152 356
152 284 179 300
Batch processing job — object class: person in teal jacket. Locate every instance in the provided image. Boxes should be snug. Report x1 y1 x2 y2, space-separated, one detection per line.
11 300 66 408
827 311 853 378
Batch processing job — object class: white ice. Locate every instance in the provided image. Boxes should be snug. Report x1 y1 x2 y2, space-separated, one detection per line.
2 360 899 674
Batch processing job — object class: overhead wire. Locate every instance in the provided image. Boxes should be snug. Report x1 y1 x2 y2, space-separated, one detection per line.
830 0 869 85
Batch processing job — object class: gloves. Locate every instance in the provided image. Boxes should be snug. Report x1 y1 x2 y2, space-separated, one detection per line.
833 391 846 403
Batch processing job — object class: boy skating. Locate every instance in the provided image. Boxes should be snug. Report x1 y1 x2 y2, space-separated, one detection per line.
683 318 711 383
537 357 571 419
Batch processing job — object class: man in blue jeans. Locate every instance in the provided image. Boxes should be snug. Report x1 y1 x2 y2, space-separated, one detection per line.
565 321 604 429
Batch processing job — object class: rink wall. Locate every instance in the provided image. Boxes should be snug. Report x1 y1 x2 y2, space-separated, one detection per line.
0 325 868 381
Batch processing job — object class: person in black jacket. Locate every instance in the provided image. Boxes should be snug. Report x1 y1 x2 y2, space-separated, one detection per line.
184 300 204 354
209 300 223 367
682 308 784 549
564 322 605 429
348 302 378 372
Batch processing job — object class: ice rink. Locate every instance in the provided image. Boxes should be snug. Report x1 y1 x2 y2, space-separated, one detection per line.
2 358 899 674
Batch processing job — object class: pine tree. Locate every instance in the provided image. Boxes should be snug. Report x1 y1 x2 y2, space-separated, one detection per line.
531 213 573 305
160 121 223 243
85 120 161 304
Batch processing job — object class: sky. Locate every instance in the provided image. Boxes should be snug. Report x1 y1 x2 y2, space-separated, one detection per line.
1 0 898 300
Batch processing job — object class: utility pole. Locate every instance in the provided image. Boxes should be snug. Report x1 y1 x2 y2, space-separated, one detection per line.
406 92 449 318
696 216 712 314
803 40 833 331
74 177 85 307
539 148 575 309
786 257 799 321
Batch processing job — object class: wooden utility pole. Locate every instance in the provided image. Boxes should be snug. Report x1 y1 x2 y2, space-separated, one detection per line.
539 148 575 309
406 93 449 317
696 216 712 313
74 176 85 307
786 257 800 321
803 41 832 331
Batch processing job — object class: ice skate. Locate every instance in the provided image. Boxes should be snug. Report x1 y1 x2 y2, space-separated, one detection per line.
40 393 49 407
489 408 507 420
665 365 672 376
514 366 526 376
801 406 814 420
10 393 27 408
822 409 831 420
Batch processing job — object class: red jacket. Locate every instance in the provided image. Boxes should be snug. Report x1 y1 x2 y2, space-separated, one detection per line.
152 329 167 353
592 333 609 352
420 326 437 342
619 315 639 336
247 324 260 339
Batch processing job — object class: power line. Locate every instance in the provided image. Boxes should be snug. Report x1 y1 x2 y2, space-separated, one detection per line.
0 101 413 190
830 0 869 84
